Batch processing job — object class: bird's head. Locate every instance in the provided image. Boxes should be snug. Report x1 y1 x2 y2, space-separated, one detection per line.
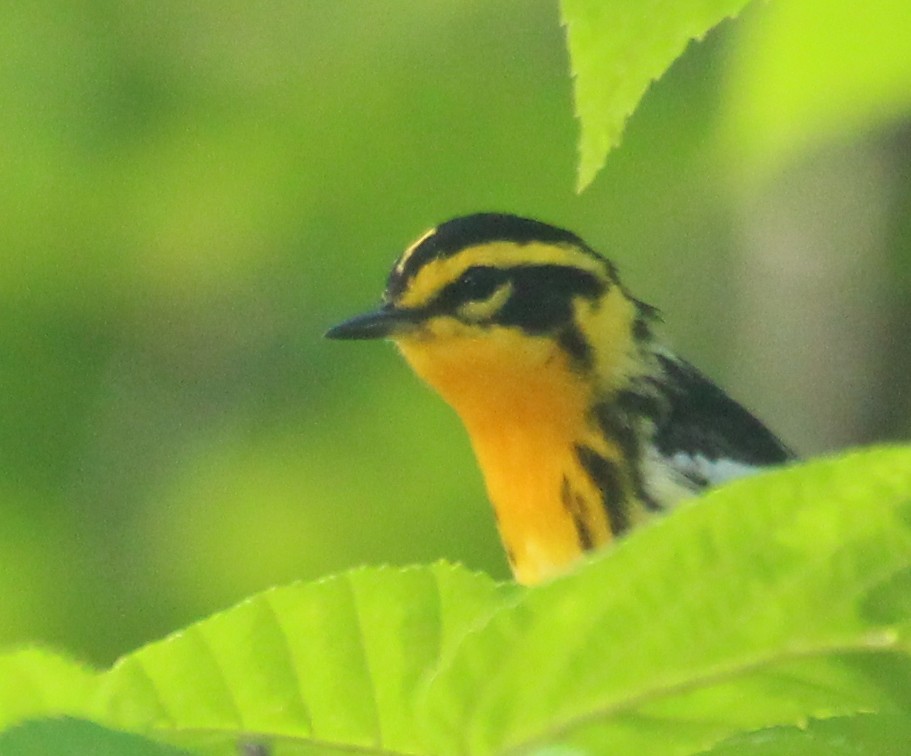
327 213 652 427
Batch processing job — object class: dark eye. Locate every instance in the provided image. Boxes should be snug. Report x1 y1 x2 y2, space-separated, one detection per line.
452 266 503 302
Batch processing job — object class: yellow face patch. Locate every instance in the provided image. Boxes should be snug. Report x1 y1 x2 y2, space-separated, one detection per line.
575 287 641 389
456 281 513 323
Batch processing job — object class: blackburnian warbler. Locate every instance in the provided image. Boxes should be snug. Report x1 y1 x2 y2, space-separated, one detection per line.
326 213 793 584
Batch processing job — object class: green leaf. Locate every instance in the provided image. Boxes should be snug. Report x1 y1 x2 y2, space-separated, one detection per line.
703 712 911 755
723 0 911 181
418 446 911 754
94 562 510 754
0 718 190 756
4 449 911 754
0 647 97 730
561 0 752 191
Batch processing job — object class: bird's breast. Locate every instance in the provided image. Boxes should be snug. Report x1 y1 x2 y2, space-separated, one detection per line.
396 329 615 583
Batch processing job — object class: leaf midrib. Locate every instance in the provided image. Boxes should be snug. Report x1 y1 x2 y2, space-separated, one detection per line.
502 632 906 755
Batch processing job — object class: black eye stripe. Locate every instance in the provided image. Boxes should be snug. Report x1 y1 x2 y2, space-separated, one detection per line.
431 265 508 311
424 263 606 329
451 266 505 301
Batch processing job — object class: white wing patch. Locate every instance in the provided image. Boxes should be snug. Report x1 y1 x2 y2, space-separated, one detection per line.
642 447 765 509
669 452 763 486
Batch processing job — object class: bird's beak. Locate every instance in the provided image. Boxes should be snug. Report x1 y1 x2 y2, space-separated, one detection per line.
325 305 418 341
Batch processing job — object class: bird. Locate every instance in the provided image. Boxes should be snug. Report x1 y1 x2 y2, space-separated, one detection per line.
326 213 794 584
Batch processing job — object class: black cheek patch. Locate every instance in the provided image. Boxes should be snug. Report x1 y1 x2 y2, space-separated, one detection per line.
495 266 604 371
495 265 605 332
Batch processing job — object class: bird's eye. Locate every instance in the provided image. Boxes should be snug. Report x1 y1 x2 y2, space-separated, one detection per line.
452 266 503 302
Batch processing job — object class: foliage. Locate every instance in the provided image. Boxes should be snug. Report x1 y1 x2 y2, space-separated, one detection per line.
3 1 911 754
722 0 911 181
3 0 910 668
561 0 752 190
564 0 911 188
3 448 911 753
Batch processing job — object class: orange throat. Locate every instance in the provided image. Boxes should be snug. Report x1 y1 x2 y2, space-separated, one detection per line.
396 329 615 584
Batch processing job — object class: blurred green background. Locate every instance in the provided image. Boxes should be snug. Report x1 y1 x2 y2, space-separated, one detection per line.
1 1 909 666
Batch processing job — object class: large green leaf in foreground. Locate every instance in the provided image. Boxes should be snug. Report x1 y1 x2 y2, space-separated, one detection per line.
704 712 911 755
95 562 510 754
419 446 911 754
1 446 911 754
561 0 753 190
0 646 96 730
0 718 190 756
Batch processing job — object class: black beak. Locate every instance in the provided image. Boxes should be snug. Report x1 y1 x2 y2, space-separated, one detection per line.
325 305 417 341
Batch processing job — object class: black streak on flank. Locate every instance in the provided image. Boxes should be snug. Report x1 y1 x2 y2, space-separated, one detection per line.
561 476 595 551
593 401 662 512
575 445 630 536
